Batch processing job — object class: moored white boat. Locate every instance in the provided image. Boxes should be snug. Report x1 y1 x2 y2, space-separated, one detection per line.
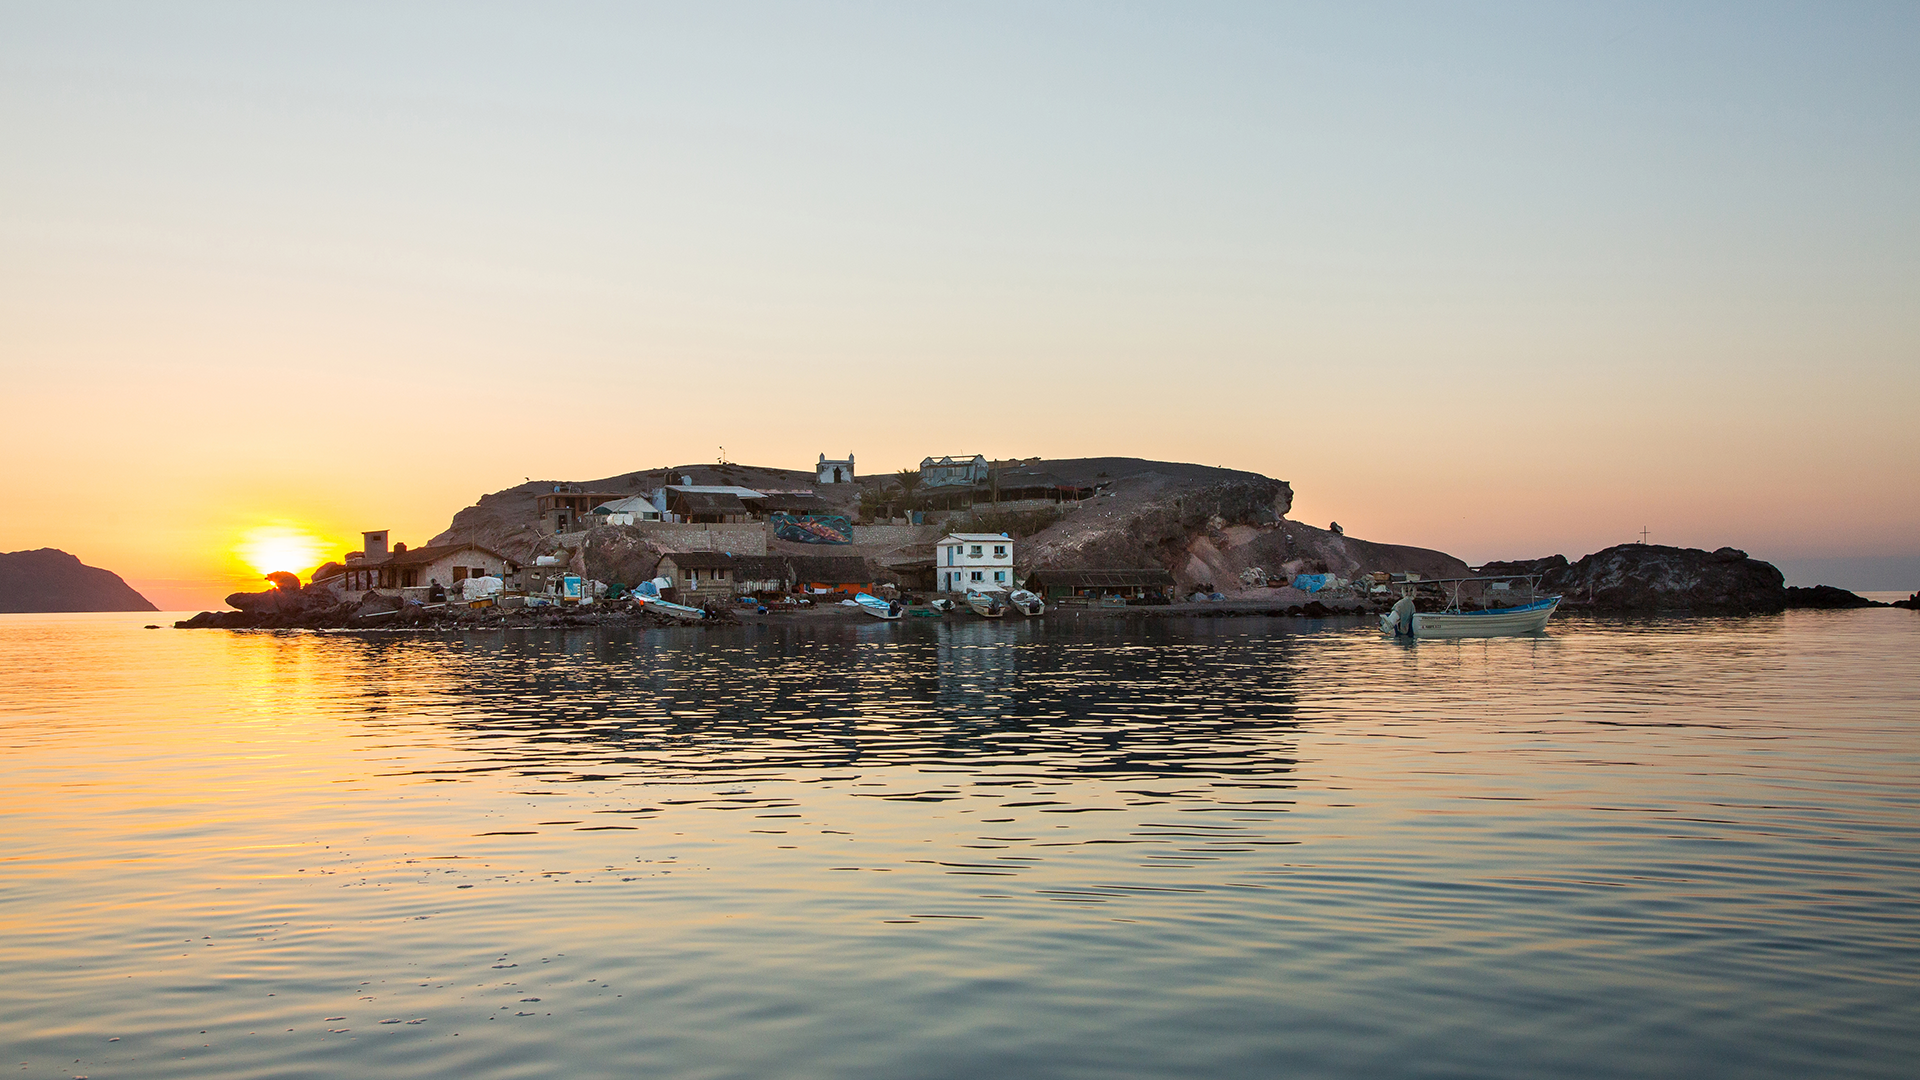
855 592 903 620
966 589 1006 618
1008 589 1045 616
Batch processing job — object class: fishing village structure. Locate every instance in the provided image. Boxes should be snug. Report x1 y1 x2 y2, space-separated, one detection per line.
254 450 1549 629
187 449 1874 631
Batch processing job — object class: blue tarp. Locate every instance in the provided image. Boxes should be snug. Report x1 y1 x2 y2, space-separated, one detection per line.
1292 574 1331 593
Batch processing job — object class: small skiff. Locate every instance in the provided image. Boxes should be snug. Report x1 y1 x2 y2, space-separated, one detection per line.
855 592 904 620
966 589 1006 618
1382 596 1560 639
637 595 707 622
1008 589 1045 616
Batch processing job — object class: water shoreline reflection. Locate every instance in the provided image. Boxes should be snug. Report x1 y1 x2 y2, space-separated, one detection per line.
1 611 1915 1080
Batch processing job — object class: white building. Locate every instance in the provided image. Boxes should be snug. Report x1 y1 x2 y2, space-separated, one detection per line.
817 453 855 484
593 495 663 525
937 532 1014 593
920 454 988 488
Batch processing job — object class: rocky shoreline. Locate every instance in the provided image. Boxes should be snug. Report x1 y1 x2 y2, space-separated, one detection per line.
173 575 1914 633
173 588 1393 632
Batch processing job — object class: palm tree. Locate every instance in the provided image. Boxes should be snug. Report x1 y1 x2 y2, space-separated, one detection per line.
894 468 923 503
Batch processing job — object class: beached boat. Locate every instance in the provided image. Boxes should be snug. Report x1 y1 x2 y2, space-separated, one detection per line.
966 589 1006 618
855 592 903 620
1380 576 1559 639
637 595 707 621
1008 589 1045 616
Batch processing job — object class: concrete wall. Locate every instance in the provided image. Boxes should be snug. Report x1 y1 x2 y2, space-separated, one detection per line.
851 524 936 547
628 521 769 555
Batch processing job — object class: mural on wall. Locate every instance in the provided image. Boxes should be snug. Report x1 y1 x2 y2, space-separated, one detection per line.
771 513 853 545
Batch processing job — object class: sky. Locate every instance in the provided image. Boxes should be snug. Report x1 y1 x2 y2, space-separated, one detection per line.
2 2 1915 608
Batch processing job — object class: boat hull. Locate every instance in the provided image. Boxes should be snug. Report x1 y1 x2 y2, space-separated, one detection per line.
854 593 902 620
966 592 1005 618
1397 597 1561 638
638 597 707 621
1008 590 1045 616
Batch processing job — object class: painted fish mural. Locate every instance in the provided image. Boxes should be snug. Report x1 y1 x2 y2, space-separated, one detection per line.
771 513 853 545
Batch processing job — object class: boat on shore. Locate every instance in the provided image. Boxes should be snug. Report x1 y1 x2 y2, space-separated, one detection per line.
1009 589 1045 616
966 589 1006 618
632 579 707 621
855 592 904 620
637 595 707 621
1381 576 1560 639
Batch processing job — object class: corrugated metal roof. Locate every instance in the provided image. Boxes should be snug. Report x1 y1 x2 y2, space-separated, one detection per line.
657 551 736 569
662 485 766 498
786 555 875 582
594 496 658 513
1024 568 1175 587
731 556 793 579
669 491 751 514
380 543 510 568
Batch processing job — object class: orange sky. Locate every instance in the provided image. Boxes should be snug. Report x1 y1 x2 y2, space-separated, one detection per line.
3 6 1915 608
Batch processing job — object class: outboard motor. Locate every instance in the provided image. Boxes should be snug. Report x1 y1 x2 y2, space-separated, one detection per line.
1387 595 1415 636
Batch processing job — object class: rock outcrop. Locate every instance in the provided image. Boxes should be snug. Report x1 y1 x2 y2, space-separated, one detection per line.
207 579 356 625
0 548 157 612
1475 555 1570 579
428 463 837 565
1783 585 1887 609
1015 460 1465 593
1514 544 1788 613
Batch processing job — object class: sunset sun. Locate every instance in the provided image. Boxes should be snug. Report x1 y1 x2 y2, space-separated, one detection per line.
236 525 327 578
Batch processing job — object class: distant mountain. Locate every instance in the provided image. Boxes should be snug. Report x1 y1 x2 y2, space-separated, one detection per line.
0 549 157 612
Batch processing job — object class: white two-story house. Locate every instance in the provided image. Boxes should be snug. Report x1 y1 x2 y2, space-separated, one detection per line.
937 532 1014 593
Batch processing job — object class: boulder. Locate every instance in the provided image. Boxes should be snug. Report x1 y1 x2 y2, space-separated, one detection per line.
352 591 402 619
1544 544 1786 613
225 583 350 618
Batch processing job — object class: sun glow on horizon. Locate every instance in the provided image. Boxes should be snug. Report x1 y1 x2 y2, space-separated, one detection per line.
236 525 328 579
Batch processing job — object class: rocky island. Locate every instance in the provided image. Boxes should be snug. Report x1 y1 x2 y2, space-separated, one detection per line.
0 549 157 613
173 455 1899 630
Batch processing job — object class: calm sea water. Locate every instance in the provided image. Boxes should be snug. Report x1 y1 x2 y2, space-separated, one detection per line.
3 610 1916 1079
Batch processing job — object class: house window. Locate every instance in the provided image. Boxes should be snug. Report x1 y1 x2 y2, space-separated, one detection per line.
453 566 469 580
971 571 983 581
687 570 699 583
995 571 1006 582
970 545 982 558
993 546 1006 558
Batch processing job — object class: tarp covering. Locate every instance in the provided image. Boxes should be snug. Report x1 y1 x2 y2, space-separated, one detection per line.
1292 574 1331 593
457 576 503 601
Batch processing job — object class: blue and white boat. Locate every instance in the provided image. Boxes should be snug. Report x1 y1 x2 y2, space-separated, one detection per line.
633 579 707 621
1381 576 1560 639
855 592 903 620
